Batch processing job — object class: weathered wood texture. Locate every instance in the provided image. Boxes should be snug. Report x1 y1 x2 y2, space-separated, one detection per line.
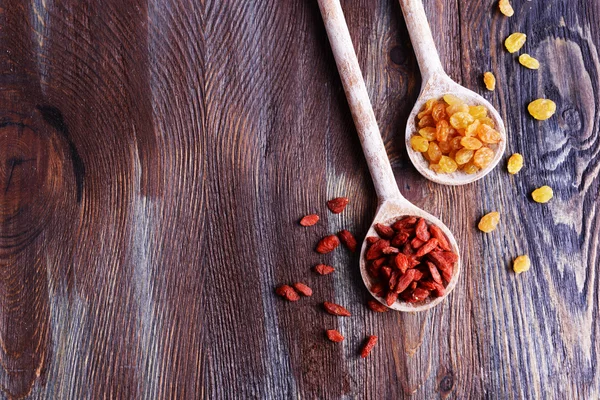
0 0 598 398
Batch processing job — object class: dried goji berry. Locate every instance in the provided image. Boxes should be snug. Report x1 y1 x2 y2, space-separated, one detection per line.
427 261 442 284
316 235 340 254
314 264 335 275
337 230 358 252
429 225 451 251
299 214 319 227
366 236 379 245
385 291 398 306
360 336 378 358
380 266 392 281
392 217 417 231
416 238 439 257
411 237 425 249
418 281 437 291
394 269 417 294
382 246 399 255
415 218 431 241
391 232 410 247
412 288 430 302
374 223 395 239
326 329 345 342
393 253 410 273
366 239 390 260
275 285 300 302
292 283 313 297
367 300 389 312
327 197 349 214
323 301 351 317
370 282 386 297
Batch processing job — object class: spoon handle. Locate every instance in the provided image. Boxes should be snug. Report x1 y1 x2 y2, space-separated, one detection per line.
318 0 402 202
399 0 445 83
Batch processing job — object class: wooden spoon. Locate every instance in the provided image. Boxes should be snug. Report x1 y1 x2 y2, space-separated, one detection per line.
318 0 460 311
400 0 507 185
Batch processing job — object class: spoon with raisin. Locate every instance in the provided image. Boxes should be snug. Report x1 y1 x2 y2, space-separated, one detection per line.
400 0 506 185
318 0 461 311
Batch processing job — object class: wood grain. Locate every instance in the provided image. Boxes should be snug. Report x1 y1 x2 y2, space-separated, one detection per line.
0 0 598 398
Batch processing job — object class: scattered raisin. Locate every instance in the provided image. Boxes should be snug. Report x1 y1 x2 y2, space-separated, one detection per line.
513 255 531 274
507 153 524 175
531 186 553 203
528 99 556 120
483 72 496 91
498 0 514 16
505 32 526 53
519 54 540 70
478 212 500 233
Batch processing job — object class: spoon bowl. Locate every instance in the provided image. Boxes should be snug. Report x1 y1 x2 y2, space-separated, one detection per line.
406 73 507 185
359 199 461 312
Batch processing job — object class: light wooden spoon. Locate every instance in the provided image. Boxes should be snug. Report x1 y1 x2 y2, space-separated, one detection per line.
400 0 507 185
318 0 460 312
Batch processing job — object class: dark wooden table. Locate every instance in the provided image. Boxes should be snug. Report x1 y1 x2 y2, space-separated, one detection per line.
1 0 598 398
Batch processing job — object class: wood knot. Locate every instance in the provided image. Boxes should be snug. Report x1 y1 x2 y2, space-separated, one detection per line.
0 107 83 255
389 45 408 65
439 372 454 392
561 106 582 132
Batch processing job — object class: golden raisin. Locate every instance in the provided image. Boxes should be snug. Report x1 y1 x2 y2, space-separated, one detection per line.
531 186 553 203
473 147 495 169
438 156 458 173
419 127 436 141
479 117 495 127
418 115 436 128
498 0 514 17
519 54 540 70
450 136 463 151
507 153 524 174
436 120 451 142
469 106 488 120
477 124 502 144
460 137 483 150
443 94 462 105
438 140 451 154
462 162 479 175
431 102 448 122
528 99 556 120
446 103 469 116
410 136 429 152
429 164 441 173
449 112 475 130
478 211 500 233
505 32 526 53
417 99 436 119
454 148 474 165
464 120 481 137
427 142 442 162
513 255 531 274
483 72 496 91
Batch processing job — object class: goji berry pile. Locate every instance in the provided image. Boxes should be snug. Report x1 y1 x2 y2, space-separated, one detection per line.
365 217 458 306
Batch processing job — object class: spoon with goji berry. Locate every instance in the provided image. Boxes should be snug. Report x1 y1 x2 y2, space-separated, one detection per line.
318 0 461 311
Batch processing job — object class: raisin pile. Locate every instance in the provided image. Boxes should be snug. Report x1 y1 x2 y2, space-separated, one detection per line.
411 95 501 175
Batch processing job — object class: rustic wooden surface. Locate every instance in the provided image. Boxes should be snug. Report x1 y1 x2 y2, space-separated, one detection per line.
0 0 598 398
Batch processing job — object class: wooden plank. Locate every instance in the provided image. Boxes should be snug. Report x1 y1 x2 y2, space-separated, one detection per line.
0 0 597 398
